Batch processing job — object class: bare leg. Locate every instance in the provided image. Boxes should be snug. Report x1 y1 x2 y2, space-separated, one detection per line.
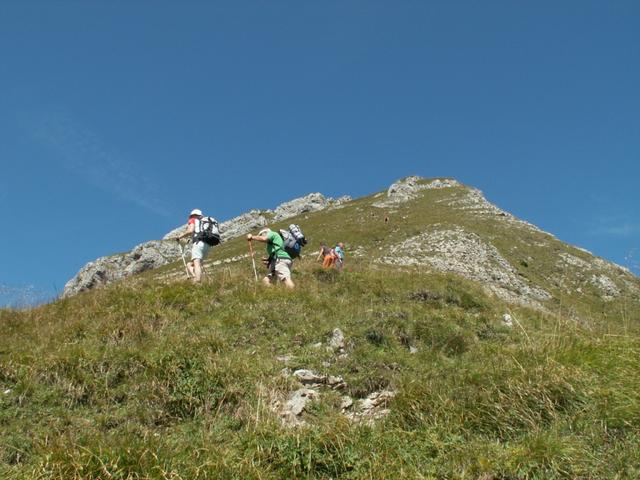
187 261 196 278
283 278 295 289
262 276 272 287
193 259 203 283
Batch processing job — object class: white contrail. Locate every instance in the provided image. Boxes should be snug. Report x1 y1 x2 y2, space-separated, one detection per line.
31 111 173 218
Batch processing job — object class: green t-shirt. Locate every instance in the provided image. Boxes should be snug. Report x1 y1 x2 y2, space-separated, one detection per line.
267 231 292 260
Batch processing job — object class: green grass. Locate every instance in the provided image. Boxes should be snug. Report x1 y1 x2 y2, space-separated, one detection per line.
2 181 639 478
1 258 639 479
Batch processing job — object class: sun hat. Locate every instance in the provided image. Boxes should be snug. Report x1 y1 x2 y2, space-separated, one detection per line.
190 208 202 216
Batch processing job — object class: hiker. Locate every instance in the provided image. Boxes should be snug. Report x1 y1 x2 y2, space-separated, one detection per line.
247 228 295 289
316 242 337 269
333 242 345 270
176 208 219 283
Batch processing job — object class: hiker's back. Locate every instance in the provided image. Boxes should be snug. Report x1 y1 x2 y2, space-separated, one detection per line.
279 224 307 259
195 216 221 246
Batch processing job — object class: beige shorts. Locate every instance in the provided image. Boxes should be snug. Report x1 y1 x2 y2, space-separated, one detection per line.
191 241 211 261
268 257 292 281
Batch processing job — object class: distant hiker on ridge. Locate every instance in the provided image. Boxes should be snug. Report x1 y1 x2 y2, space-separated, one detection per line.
176 209 220 283
247 228 295 289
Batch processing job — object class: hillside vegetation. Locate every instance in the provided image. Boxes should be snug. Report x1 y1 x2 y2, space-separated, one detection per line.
2 179 639 479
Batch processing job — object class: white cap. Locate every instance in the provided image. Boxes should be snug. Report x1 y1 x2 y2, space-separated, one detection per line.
190 208 202 216
258 228 270 236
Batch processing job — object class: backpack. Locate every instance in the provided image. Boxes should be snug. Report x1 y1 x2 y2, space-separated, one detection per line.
278 224 307 259
195 216 221 246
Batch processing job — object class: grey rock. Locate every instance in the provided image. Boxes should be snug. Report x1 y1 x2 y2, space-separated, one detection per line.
340 396 354 410
345 390 396 424
293 369 324 384
273 193 330 221
328 328 346 352
287 388 318 416
293 369 346 389
62 240 181 298
379 226 552 309
218 210 269 241
276 388 319 426
590 274 621 300
502 313 514 327
373 176 459 207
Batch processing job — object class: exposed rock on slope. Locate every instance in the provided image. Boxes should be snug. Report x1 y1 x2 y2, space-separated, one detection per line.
273 193 351 221
379 226 552 308
62 240 181 298
373 176 459 207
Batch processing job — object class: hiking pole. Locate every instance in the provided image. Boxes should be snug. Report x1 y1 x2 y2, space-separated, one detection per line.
248 239 258 282
177 240 192 278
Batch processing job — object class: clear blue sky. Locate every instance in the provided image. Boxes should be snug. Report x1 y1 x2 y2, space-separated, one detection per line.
1 1 638 307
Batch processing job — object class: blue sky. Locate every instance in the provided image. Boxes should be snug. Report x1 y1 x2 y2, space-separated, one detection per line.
1 1 638 307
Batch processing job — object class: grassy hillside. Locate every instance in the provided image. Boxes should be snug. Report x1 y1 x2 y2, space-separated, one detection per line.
2 180 639 479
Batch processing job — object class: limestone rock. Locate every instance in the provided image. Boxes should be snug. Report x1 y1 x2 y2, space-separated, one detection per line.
345 390 396 424
379 226 551 309
328 328 346 352
277 388 319 426
293 369 346 389
502 313 514 327
62 240 181 298
287 388 318 416
373 176 459 207
340 396 354 411
590 274 620 300
273 193 330 221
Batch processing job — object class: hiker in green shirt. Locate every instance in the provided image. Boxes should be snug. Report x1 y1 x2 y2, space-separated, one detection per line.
247 228 295 289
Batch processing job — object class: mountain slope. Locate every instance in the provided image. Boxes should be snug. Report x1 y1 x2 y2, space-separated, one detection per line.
1 177 639 479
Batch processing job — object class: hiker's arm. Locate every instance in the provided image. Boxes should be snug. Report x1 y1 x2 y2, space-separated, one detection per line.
247 234 269 243
177 223 195 241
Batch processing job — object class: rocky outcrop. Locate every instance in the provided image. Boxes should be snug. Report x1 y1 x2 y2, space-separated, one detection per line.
62 240 181 298
274 329 396 426
273 193 351 221
373 176 459 207
590 274 621 300
343 390 397 424
379 226 552 309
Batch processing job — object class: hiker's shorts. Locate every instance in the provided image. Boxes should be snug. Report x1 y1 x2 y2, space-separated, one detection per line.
191 241 211 261
268 258 292 281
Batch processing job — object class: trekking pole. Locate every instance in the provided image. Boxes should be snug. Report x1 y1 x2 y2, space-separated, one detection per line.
248 239 258 282
177 240 192 278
